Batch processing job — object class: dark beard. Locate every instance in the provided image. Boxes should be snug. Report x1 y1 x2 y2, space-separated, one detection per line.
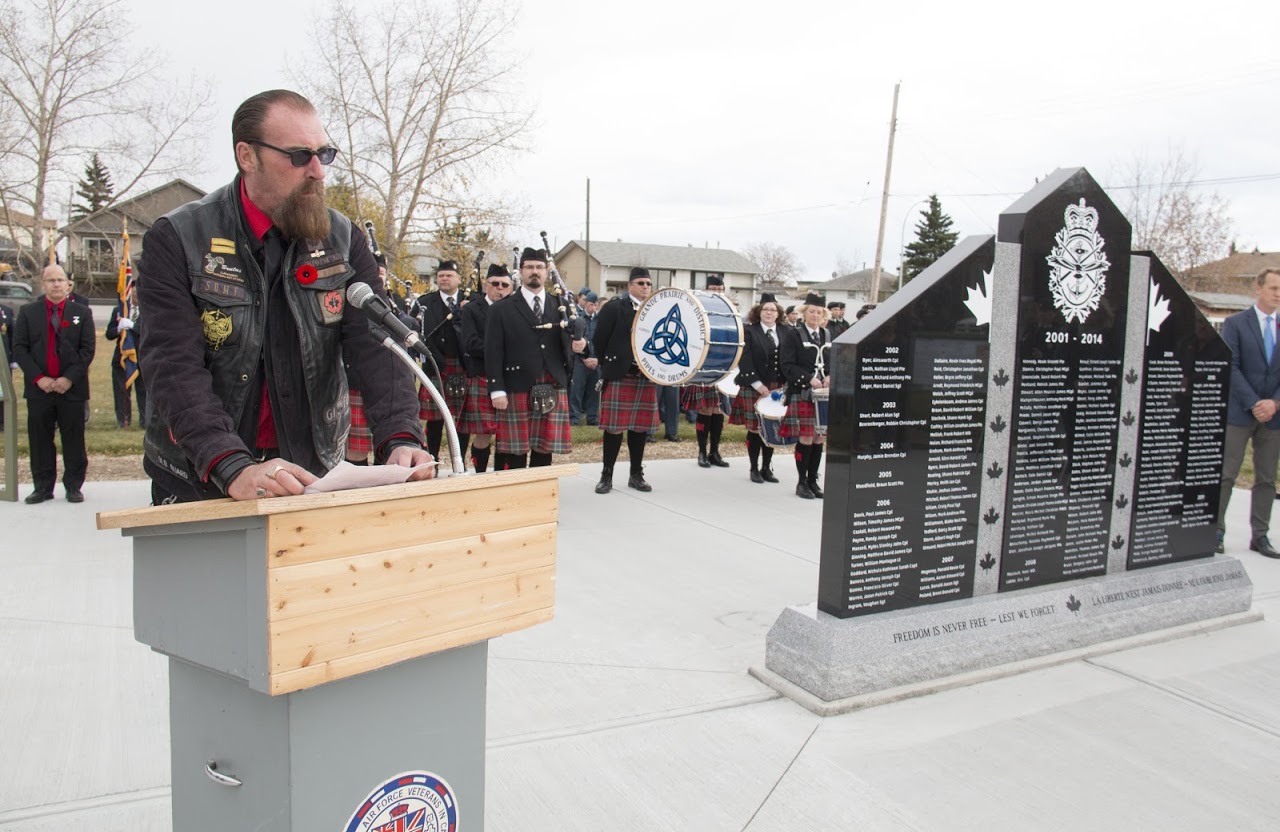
272 180 330 241
524 276 542 290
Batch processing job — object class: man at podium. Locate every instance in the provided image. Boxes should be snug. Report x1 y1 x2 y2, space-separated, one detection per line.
138 90 431 504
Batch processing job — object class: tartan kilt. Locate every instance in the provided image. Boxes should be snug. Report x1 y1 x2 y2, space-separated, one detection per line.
781 399 819 440
346 388 373 456
728 383 780 432
459 375 498 435
418 355 466 421
599 375 659 434
681 383 724 414
494 374 572 455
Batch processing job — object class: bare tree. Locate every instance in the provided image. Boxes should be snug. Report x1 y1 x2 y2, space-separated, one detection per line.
296 0 531 273
0 0 210 277
745 241 803 289
1122 145 1233 280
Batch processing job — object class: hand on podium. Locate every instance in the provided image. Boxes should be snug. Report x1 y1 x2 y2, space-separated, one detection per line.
229 460 316 501
386 445 436 480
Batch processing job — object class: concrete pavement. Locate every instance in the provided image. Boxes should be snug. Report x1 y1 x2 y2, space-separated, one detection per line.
2 460 1278 830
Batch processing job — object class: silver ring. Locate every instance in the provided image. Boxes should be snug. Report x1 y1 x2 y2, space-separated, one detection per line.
266 465 284 480
255 487 267 499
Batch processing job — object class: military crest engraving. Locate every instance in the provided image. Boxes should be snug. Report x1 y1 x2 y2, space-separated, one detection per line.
1046 198 1109 324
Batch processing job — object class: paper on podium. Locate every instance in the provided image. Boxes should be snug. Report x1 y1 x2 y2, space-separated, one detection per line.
302 460 437 494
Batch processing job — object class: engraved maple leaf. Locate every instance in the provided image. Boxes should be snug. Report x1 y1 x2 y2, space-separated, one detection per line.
990 415 1007 433
1111 535 1126 550
979 553 996 571
965 271 993 328
1125 368 1139 385
1119 452 1132 468
1148 278 1172 338
1066 594 1082 613
987 461 1004 479
983 507 1001 525
993 368 1010 387
1115 493 1129 509
1122 410 1135 427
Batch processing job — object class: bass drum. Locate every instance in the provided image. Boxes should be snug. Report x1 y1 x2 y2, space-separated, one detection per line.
755 390 796 452
714 372 739 397
632 288 744 386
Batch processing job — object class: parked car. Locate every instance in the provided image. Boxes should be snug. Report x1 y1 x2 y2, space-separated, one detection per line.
0 279 34 316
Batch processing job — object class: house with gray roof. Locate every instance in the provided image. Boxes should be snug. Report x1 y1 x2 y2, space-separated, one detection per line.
806 268 899 307
553 240 761 311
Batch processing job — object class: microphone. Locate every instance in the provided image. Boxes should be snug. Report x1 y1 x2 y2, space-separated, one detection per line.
347 283 429 357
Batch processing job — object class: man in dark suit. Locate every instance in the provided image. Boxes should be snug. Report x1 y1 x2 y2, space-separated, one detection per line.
12 265 96 503
484 247 585 469
592 267 660 493
1218 267 1280 558
412 260 469 461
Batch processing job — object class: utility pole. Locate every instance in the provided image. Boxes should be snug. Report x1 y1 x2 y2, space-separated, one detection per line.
585 178 591 293
871 82 900 304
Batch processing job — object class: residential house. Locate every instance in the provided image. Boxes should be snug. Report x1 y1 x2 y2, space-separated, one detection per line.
0 207 59 273
1187 291 1253 330
806 268 899 308
1184 248 1280 295
60 179 205 295
552 240 761 312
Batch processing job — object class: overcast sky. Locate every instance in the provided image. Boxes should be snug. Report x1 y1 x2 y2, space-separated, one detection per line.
124 0 1279 280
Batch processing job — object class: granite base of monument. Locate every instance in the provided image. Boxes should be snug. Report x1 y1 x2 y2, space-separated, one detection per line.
755 556 1257 715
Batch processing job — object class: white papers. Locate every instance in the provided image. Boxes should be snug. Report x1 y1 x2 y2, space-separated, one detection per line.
302 460 436 494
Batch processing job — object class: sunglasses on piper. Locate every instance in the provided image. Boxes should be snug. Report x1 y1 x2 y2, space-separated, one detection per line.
249 140 339 167
632 280 652 286
488 280 512 288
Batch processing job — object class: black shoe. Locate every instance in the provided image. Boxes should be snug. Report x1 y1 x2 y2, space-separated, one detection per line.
66 490 84 503
595 470 613 494
698 451 711 468
1215 532 1225 555
646 434 656 444
1249 536 1280 559
760 468 779 483
665 435 680 442
750 469 764 484
628 471 653 492
808 478 824 499
796 481 815 499
24 491 53 505
707 451 730 468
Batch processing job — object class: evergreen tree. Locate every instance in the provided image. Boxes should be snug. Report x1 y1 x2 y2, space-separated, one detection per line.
73 153 114 218
902 195 958 282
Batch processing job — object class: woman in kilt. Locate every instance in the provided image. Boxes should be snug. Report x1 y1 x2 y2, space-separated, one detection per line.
459 264 514 472
729 293 786 484
780 296 831 499
685 274 732 468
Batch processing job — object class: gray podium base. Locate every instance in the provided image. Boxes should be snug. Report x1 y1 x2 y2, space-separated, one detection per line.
757 556 1257 716
168 642 486 832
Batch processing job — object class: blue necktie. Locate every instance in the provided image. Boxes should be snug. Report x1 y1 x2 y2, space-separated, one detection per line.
1266 316 1275 363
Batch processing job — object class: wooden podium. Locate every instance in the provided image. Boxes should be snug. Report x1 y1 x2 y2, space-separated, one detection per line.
98 465 575 832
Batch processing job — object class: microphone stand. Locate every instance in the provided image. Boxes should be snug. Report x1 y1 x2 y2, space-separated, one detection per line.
371 326 467 476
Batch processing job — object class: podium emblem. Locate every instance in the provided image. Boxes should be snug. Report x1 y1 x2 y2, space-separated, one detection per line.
344 770 458 832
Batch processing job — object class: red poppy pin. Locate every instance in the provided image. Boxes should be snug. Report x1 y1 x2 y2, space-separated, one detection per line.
61 320 70 328
296 263 318 285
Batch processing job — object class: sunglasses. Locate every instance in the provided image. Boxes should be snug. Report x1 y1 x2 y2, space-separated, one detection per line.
632 280 652 286
249 140 339 167
488 280 512 288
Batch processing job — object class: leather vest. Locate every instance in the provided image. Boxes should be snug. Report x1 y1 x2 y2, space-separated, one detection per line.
143 179 355 486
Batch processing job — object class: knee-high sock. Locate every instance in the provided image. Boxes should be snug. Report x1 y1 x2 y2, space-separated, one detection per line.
529 451 552 467
695 414 708 454
626 430 647 474
602 431 624 472
761 445 774 471
795 443 810 478
426 420 444 459
708 414 724 453
471 445 491 473
808 443 824 480
747 431 761 471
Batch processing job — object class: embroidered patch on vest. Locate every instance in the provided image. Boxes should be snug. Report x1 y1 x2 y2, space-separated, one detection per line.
210 237 236 255
320 290 344 323
195 277 249 302
201 308 233 350
204 252 245 282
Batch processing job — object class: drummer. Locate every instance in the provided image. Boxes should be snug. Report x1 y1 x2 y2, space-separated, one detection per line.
780 294 831 499
729 293 786 484
683 275 732 469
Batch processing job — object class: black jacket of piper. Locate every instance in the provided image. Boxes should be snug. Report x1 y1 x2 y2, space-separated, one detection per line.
460 297 492 378
734 321 784 390
484 290 573 393
413 290 464 367
137 177 424 498
592 295 642 381
780 325 831 403
12 297 96 401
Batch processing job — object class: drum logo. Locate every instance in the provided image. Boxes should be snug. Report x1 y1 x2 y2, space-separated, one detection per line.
643 304 690 367
1047 198 1109 325
342 770 458 832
